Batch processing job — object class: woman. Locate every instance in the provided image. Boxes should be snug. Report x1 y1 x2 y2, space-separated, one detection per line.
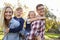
2 6 20 40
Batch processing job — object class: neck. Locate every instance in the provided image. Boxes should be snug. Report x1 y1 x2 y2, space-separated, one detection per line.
16 15 22 18
40 15 44 17
39 14 45 17
5 18 12 27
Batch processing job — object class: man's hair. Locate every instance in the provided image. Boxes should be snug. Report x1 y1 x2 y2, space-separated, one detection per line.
36 4 44 10
16 7 22 11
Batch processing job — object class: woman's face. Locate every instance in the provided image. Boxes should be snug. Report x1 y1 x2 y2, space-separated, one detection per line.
4 8 13 20
29 12 35 18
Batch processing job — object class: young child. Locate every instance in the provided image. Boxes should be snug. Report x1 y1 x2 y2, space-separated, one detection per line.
25 11 45 40
14 7 25 40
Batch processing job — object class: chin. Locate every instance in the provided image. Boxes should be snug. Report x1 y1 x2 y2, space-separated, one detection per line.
39 14 44 16
6 18 11 20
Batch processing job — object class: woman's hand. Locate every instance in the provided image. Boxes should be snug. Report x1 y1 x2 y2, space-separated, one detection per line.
5 28 9 33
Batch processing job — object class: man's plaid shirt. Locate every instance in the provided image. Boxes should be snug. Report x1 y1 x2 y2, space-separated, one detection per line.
28 19 45 40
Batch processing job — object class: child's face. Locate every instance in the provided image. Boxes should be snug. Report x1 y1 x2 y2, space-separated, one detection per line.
29 12 35 18
16 9 23 16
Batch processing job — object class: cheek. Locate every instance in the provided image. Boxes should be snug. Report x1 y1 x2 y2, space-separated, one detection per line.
17 11 22 14
4 13 7 18
4 14 12 19
20 12 23 14
30 15 34 18
4 13 8 16
37 11 40 13
5 16 12 20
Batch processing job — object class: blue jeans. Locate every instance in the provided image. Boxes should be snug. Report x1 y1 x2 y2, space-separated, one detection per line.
19 29 30 40
19 28 25 40
24 31 30 36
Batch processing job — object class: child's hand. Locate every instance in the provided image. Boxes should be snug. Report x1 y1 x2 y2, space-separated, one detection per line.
38 17 46 20
41 17 46 19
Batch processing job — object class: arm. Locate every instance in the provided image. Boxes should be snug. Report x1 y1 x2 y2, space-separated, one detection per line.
5 25 23 33
9 19 24 33
5 26 22 33
28 18 38 22
19 19 24 31
28 17 46 23
9 26 20 33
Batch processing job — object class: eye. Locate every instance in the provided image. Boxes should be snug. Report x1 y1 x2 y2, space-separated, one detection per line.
38 8 44 10
9 11 12 13
5 11 12 13
5 11 8 13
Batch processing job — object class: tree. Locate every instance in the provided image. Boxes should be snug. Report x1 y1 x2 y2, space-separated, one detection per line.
45 6 57 32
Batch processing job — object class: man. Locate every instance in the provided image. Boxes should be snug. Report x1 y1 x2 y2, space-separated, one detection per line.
29 4 45 40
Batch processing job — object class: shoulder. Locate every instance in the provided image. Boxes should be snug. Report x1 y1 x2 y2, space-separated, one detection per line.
26 18 30 21
13 17 17 19
26 18 31 24
10 18 20 25
11 18 18 22
20 18 24 21
9 18 20 28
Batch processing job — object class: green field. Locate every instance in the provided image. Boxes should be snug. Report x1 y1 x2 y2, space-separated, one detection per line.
0 35 3 40
0 33 60 40
45 33 60 40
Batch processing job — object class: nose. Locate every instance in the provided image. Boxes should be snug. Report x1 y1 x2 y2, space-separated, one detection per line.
7 12 10 15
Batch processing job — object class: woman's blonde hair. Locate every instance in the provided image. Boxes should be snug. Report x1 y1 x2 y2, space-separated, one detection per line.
28 11 36 19
0 6 13 28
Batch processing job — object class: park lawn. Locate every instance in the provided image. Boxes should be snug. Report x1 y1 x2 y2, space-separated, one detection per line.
45 33 60 39
0 35 4 40
0 33 60 40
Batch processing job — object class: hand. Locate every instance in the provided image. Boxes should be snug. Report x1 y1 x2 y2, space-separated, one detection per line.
5 28 9 33
41 17 46 19
38 17 46 20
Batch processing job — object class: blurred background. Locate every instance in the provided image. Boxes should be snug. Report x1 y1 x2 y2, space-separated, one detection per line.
0 0 60 40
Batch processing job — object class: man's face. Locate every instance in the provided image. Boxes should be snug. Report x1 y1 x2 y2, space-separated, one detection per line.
37 6 45 16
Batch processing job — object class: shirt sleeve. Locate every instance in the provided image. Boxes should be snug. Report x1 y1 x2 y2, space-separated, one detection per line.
26 19 31 24
9 18 25 33
19 19 24 31
9 18 21 33
9 21 20 33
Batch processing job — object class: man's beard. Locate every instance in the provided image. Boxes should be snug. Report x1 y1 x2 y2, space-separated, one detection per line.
39 13 45 16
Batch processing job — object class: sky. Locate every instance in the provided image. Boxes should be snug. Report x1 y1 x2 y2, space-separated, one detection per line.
0 0 60 21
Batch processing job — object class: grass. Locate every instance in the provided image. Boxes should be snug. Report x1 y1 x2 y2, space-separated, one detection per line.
0 35 3 40
45 33 60 38
0 32 60 40
45 33 60 40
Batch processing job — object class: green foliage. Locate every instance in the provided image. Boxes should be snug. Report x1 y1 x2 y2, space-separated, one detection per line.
46 18 53 31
